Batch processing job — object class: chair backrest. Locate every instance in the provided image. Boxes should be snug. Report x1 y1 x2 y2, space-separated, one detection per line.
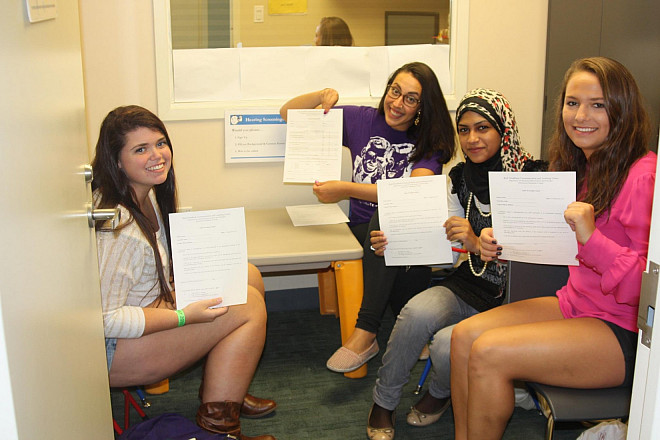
505 261 569 304
338 146 352 216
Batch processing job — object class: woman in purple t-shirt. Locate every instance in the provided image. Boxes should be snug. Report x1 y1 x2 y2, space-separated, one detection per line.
281 62 456 372
451 57 655 440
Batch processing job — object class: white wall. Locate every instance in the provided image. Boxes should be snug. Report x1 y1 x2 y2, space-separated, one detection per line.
79 0 548 289
466 1 548 159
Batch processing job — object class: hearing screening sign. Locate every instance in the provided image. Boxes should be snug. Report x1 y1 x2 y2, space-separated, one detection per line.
224 109 286 163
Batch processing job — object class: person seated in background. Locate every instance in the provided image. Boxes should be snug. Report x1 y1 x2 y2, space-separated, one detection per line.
280 62 456 373
451 57 656 440
92 105 276 440
366 89 546 440
314 16 354 46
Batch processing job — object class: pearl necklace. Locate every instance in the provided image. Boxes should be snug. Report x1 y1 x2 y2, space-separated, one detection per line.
466 192 489 277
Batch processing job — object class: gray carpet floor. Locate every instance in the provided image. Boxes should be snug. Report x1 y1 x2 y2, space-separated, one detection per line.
111 303 587 439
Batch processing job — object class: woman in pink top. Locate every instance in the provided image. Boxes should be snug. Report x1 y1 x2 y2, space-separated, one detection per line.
450 57 656 440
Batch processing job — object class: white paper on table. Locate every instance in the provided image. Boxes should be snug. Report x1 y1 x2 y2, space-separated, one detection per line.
283 109 343 183
489 172 578 265
169 208 248 309
285 203 349 226
377 175 453 266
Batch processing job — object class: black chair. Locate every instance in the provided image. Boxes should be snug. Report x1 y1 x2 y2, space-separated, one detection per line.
506 261 632 440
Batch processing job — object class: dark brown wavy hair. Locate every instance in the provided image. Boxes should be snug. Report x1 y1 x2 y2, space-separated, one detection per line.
91 105 177 305
377 62 456 166
548 57 651 217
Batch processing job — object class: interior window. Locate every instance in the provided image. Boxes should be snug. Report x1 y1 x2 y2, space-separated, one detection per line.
153 0 468 120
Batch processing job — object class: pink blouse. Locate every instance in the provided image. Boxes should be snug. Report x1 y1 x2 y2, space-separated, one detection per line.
557 151 657 332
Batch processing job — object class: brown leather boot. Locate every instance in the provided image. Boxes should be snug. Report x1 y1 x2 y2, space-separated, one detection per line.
240 393 277 418
198 375 276 419
196 401 276 440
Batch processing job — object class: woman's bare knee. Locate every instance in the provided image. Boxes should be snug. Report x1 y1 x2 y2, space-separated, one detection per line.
452 317 485 350
451 320 477 364
248 263 265 297
468 332 507 377
240 287 268 329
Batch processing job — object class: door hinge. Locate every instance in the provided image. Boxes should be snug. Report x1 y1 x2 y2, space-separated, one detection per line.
638 261 659 348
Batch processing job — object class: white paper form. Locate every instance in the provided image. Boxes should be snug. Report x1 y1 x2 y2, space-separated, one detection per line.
169 208 248 309
285 203 349 226
283 109 343 183
489 172 578 265
377 175 453 266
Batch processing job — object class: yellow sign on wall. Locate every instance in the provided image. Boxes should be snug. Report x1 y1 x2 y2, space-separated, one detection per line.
268 0 307 15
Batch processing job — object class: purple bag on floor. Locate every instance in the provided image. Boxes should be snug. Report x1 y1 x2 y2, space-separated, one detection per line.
118 413 232 440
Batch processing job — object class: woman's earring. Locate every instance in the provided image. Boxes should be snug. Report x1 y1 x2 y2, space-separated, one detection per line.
414 111 421 126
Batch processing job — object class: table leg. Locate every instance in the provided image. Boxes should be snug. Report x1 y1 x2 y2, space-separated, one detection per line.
332 259 366 379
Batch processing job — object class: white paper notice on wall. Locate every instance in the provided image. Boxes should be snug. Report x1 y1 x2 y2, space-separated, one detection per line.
224 109 287 163
26 0 57 22
173 44 450 102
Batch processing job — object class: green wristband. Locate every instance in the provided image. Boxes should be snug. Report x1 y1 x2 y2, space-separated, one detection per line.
176 309 186 327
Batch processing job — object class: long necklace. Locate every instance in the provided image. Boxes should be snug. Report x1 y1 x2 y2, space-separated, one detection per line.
466 192 489 277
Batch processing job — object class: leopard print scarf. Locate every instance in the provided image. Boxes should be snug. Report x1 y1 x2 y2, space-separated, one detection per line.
456 88 533 203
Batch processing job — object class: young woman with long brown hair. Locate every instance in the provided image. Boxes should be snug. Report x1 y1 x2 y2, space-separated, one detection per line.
450 57 656 440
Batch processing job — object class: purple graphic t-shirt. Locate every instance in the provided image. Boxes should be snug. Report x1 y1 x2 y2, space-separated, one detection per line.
338 106 443 225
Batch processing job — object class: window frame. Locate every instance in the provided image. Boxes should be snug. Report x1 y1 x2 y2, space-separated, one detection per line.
152 0 469 121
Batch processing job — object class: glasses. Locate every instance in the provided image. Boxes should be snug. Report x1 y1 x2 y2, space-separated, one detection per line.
386 86 421 107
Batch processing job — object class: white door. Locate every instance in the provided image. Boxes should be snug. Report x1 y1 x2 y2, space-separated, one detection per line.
0 1 113 439
628 138 660 439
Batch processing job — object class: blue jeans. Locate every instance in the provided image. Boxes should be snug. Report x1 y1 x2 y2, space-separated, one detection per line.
105 338 117 372
373 286 478 410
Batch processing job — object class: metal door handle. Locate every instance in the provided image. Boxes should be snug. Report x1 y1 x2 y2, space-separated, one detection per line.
83 164 94 183
87 204 120 229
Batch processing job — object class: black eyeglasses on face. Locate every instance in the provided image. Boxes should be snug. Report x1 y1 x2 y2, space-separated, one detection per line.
386 86 421 107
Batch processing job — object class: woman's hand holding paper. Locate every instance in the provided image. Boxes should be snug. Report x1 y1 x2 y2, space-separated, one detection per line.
563 201 596 245
182 297 229 324
370 230 388 256
313 180 346 203
444 216 479 254
318 88 339 113
479 227 501 261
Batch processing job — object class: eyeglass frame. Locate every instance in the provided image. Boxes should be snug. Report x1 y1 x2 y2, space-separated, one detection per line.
386 85 421 108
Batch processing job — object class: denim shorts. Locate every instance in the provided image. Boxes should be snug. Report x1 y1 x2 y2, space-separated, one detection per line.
601 320 637 387
105 338 117 372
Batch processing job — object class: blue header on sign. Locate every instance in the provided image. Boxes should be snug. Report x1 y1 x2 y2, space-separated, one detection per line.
228 114 286 125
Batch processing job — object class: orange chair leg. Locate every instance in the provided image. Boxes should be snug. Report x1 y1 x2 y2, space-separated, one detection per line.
144 378 169 394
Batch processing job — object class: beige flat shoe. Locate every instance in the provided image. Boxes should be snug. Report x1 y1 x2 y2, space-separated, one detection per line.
367 405 395 440
406 398 451 427
326 340 379 373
